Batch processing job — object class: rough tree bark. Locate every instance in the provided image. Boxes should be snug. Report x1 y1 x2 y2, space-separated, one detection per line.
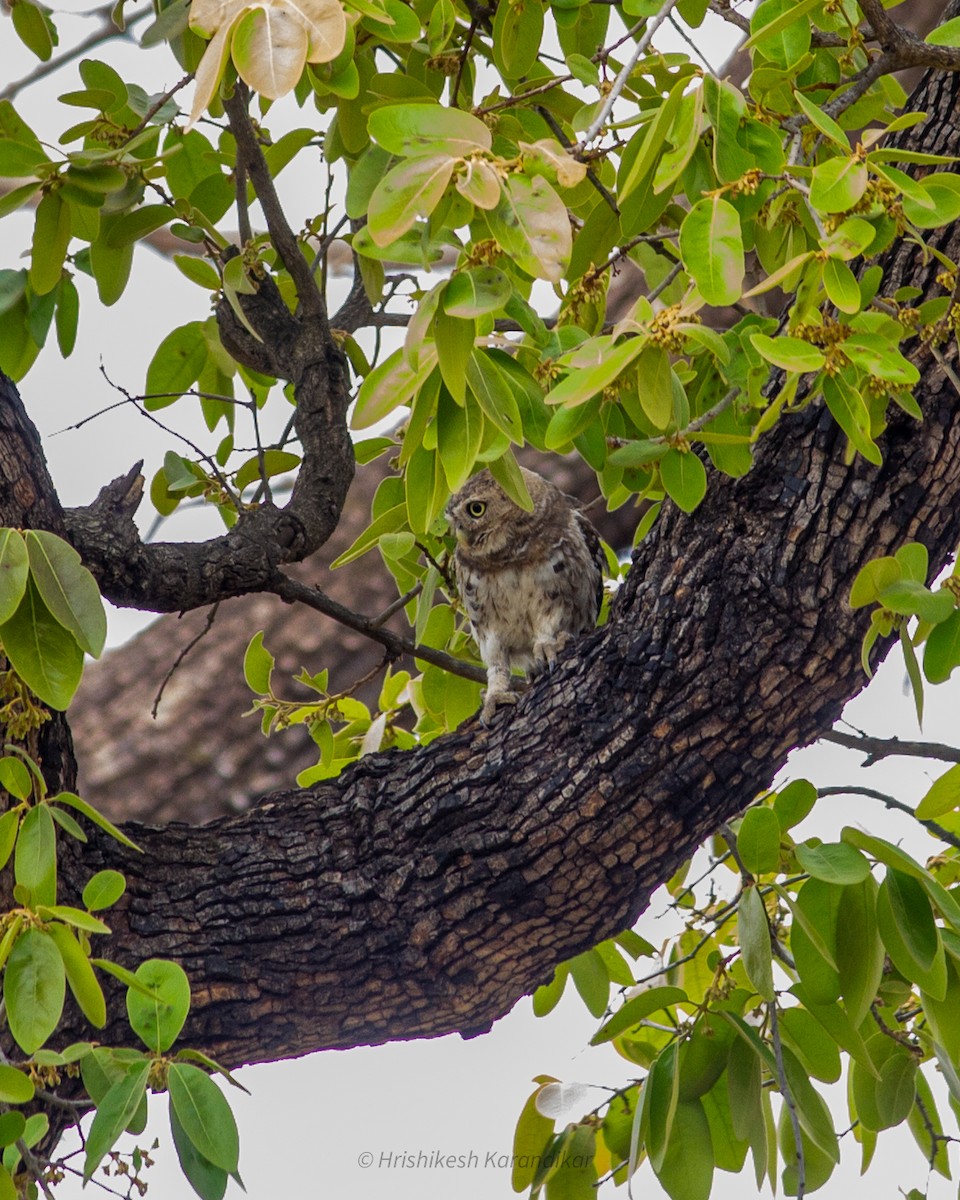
3 58 960 1075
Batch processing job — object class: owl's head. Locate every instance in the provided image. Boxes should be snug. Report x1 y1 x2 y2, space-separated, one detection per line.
445 468 549 559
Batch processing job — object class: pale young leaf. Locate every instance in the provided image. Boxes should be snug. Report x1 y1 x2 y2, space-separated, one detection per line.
518 139 587 188
455 159 501 210
187 18 237 127
287 0 347 61
232 6 309 100
367 154 456 246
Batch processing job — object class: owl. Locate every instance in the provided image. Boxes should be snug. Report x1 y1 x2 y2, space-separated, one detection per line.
446 466 605 723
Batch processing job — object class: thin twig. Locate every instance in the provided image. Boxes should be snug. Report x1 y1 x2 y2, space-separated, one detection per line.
536 105 619 215
370 582 424 629
821 729 960 765
152 604 220 718
817 785 960 852
452 7 484 108
98 366 242 512
127 73 192 139
272 574 487 685
646 259 683 305
578 0 681 148
16 1140 56 1200
769 1001 805 1199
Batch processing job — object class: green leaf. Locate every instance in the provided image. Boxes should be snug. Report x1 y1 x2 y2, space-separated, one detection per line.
104 204 176 248
90 218 134 306
145 321 208 407
493 0 543 78
234 450 300 492
243 631 274 694
679 197 745 306
55 274 80 357
836 876 884 1027
15 803 56 908
591 986 687 1044
924 609 960 683
737 806 781 875
917 763 960 819
170 1103 228 1200
637 345 674 429
877 871 946 999
30 192 71 296
367 154 456 246
126 959 191 1053
466 352 523 442
773 778 816 831
4 928 65 1055
791 878 841 1004
792 89 850 149
168 1063 240 1173
38 904 109 934
0 755 31 802
488 174 571 284
645 1042 681 1173
545 337 647 409
0 530 29 624
444 267 511 318
512 1082 556 1192
0 1066 33 1106
750 333 825 373
794 839 870 885
778 1006 840 1083
367 103 491 157
843 332 920 386
24 529 106 656
925 15 960 46
738 884 774 1001
652 1098 713 1200
850 555 901 608
46 922 107 1028
568 949 609 1018
0 811 19 873
810 156 869 213
727 1034 763 1143
52 791 142 851
822 256 861 314
82 869 127 911
660 448 707 514
822 374 882 465
83 1061 151 1181
435 308 475 405
744 0 818 57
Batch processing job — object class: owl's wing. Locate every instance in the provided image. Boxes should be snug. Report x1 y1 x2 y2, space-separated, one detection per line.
574 510 606 620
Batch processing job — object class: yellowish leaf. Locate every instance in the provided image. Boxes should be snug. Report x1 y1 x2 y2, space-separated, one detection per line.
232 6 309 100
288 0 346 61
187 17 239 128
455 159 501 210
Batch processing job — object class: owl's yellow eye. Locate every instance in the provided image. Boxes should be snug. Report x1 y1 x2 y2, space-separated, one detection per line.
466 500 486 518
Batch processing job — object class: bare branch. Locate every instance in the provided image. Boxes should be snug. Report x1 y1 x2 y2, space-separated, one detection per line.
271 573 487 684
820 729 960 765
817 784 960 852
222 86 326 324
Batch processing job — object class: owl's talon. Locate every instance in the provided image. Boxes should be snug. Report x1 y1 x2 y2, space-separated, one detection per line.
479 688 520 725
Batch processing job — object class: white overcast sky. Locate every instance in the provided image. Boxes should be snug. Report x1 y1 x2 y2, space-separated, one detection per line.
6 4 960 1199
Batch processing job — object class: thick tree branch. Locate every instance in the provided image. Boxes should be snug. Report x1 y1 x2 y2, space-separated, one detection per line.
12 6 960 1073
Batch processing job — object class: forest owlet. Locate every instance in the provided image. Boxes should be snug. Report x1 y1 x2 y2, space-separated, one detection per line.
446 467 605 723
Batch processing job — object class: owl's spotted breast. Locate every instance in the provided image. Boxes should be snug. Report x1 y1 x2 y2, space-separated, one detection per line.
446 467 605 723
